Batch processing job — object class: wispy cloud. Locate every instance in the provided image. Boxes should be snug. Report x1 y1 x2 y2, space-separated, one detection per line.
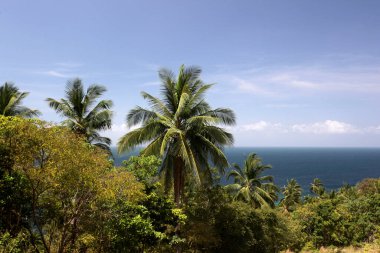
210 64 380 97
34 61 84 79
365 125 380 134
41 70 70 78
234 78 278 97
270 73 318 89
234 120 380 135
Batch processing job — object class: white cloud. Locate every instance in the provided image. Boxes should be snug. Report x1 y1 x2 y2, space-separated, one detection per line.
237 121 287 133
110 123 140 133
104 123 141 145
110 123 128 133
291 120 359 134
242 121 268 131
42 70 70 78
236 120 364 135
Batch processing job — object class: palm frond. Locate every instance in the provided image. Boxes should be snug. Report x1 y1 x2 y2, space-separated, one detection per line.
47 78 113 150
0 82 40 117
203 108 236 125
160 128 181 155
118 121 163 154
127 106 156 127
118 65 234 204
141 135 164 156
141 92 171 117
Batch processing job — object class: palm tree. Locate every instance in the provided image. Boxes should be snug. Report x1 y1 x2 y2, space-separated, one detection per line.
310 178 325 197
118 65 235 205
46 78 113 152
0 82 40 117
280 178 302 212
225 153 278 208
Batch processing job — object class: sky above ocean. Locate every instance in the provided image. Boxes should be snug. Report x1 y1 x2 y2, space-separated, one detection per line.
1 0 380 147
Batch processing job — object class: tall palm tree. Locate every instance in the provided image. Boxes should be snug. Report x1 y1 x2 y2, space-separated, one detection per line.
225 153 278 208
310 178 325 197
118 65 235 205
0 82 40 117
46 78 113 152
280 178 302 212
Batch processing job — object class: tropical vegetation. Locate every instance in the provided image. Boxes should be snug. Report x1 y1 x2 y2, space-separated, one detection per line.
46 78 113 152
0 82 40 117
118 65 235 205
225 153 278 208
280 178 302 212
1 67 379 252
310 178 325 197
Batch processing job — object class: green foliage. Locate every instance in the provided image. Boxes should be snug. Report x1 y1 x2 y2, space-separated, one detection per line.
0 230 34 253
106 190 182 253
292 178 380 250
0 82 40 117
0 116 145 252
310 178 325 197
118 65 235 204
183 186 294 253
356 178 380 195
123 155 162 185
0 172 31 235
1 90 380 253
108 202 160 252
345 193 380 243
225 153 278 208
280 178 302 212
46 78 113 152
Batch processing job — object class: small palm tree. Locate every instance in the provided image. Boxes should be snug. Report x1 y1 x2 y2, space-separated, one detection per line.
118 65 235 205
46 78 113 152
0 82 40 117
280 178 302 212
310 178 325 197
225 153 278 208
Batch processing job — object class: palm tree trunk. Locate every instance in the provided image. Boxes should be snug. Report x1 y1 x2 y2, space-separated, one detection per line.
173 157 184 253
173 157 184 206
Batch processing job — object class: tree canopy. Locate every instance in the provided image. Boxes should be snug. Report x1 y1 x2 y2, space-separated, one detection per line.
226 153 278 208
118 65 235 204
46 78 113 152
0 82 40 117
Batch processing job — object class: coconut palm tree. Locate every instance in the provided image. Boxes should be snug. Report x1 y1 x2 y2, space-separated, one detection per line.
310 178 325 197
280 178 302 212
225 153 278 208
118 65 235 205
46 78 113 152
0 82 40 117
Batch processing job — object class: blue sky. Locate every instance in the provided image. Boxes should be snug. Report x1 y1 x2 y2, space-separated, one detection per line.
1 0 380 147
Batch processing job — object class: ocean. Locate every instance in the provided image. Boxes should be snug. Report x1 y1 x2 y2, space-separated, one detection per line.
112 147 380 192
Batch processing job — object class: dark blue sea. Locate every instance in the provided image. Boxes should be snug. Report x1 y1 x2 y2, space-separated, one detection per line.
113 147 380 192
